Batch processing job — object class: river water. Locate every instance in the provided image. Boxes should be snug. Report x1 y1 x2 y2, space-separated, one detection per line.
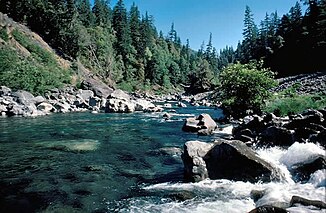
0 106 325 213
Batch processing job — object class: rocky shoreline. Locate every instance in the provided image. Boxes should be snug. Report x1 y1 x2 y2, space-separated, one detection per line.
180 110 325 212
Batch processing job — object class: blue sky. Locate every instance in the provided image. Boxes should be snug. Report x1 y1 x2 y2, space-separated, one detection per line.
104 0 302 51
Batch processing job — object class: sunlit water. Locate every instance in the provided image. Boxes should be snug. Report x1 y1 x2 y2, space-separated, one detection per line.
0 106 325 213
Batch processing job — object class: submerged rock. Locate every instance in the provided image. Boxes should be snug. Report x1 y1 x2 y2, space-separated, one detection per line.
182 139 284 182
40 139 100 153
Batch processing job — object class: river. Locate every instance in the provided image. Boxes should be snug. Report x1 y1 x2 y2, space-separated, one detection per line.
0 105 325 212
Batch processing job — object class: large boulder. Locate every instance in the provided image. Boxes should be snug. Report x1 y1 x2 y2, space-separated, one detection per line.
76 89 94 101
81 77 114 98
11 90 35 105
109 89 130 101
182 139 284 182
37 102 55 113
182 141 214 182
133 99 156 112
106 99 135 113
0 86 11 96
105 89 136 113
182 114 217 135
259 126 295 147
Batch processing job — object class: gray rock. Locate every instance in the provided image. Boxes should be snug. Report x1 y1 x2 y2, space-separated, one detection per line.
32 96 45 105
0 104 7 112
37 102 54 113
291 155 326 182
182 117 201 132
11 90 35 105
0 86 11 96
182 114 217 135
105 98 135 113
133 99 156 112
109 89 131 101
7 104 25 116
182 140 214 182
249 205 288 213
77 89 94 101
81 77 114 98
182 140 284 182
54 102 71 113
163 113 171 120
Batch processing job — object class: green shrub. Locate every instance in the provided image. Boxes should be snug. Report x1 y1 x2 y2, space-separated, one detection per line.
264 94 326 116
0 28 9 42
219 62 277 117
0 45 70 95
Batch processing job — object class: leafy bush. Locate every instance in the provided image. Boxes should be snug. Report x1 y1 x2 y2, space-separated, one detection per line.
0 45 70 95
0 28 9 41
264 94 326 116
219 62 277 117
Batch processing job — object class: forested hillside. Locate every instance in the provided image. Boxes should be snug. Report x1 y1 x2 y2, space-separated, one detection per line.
0 0 325 94
0 0 234 94
237 0 326 76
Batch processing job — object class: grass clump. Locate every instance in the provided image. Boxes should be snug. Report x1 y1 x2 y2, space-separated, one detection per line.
264 94 326 116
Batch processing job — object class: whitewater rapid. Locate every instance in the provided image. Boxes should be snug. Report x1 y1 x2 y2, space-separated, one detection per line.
111 142 326 213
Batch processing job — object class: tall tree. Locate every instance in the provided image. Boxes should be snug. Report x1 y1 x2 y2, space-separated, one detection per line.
242 5 258 62
76 0 94 27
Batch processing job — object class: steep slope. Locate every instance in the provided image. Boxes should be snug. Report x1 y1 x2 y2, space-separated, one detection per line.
0 12 114 96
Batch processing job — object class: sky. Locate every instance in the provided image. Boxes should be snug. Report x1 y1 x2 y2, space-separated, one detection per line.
105 0 303 51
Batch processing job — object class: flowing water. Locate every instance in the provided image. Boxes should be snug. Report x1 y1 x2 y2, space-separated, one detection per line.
0 106 325 213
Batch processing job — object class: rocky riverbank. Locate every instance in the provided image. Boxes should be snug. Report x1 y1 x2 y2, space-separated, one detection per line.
272 72 326 95
180 109 325 212
0 85 166 117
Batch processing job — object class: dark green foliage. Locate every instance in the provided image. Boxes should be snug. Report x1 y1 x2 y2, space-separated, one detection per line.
0 0 224 93
219 62 277 116
236 1 326 76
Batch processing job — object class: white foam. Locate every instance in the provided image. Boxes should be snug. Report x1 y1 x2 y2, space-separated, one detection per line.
309 169 326 187
257 146 294 183
279 142 325 168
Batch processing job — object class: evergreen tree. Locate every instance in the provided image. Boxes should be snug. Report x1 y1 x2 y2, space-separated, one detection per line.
242 5 258 62
76 0 94 27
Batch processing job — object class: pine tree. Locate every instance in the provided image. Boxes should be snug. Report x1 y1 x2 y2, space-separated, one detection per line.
242 5 258 62
92 0 111 26
129 3 141 56
76 0 94 27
